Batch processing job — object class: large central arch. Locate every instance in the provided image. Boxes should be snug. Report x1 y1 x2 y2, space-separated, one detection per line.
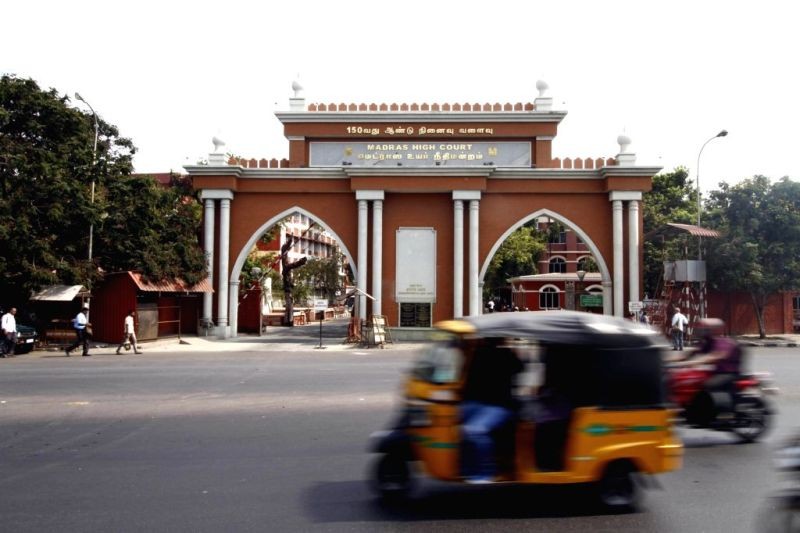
481 208 613 315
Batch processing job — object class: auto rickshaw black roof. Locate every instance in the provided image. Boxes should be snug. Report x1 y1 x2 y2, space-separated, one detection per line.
435 310 662 348
436 311 668 408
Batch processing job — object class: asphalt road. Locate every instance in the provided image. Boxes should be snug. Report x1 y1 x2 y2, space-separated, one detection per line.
0 344 798 532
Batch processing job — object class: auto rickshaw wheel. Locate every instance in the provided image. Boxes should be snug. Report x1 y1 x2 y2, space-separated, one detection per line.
373 453 413 501
596 460 639 511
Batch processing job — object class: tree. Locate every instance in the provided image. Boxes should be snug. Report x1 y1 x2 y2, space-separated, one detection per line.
704 176 800 337
280 234 307 325
0 75 205 305
642 167 698 298
97 173 207 285
483 224 547 301
294 253 345 304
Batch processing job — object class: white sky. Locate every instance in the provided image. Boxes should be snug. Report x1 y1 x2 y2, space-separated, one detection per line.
3 0 797 191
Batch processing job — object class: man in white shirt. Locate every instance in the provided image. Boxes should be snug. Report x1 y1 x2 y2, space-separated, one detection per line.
116 310 142 354
66 306 91 357
671 306 689 351
1 307 17 357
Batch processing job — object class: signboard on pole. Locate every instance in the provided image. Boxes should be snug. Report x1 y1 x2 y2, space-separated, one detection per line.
628 301 643 313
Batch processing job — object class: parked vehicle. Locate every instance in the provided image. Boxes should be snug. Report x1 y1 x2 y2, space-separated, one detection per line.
14 323 39 354
368 311 683 510
668 365 777 442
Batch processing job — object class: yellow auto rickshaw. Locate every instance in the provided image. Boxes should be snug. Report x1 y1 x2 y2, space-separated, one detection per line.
368 311 683 509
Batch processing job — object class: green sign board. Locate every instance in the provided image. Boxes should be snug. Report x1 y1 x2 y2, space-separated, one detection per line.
580 294 603 308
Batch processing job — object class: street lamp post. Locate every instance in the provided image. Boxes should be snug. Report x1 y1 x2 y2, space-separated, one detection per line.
75 93 99 316
696 129 728 258
576 269 586 311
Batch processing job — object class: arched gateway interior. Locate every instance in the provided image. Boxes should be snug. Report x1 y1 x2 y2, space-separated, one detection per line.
187 84 659 337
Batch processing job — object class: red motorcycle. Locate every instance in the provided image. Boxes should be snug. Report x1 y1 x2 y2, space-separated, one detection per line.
668 365 777 442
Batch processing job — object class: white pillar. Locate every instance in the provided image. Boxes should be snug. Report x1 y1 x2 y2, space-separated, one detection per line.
218 197 231 332
612 199 624 317
372 199 383 317
202 197 215 325
628 200 640 306
469 199 480 316
453 199 464 318
229 280 239 336
602 280 613 316
357 199 368 320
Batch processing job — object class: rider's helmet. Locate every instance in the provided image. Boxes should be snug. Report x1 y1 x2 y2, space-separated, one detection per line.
695 317 725 338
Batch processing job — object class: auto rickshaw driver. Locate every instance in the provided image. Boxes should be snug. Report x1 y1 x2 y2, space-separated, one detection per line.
460 337 524 483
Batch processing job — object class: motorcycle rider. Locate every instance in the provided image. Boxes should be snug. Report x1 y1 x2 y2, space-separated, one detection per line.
680 317 744 420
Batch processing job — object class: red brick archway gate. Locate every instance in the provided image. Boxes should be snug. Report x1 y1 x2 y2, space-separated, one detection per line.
187 87 659 337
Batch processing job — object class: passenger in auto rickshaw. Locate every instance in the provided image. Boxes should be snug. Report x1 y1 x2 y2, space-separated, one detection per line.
460 337 524 483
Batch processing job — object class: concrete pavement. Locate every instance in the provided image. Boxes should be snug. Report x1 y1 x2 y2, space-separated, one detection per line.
23 318 424 357
15 317 800 358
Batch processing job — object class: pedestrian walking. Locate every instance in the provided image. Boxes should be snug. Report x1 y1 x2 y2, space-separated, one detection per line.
116 310 142 354
1 307 17 357
66 306 91 357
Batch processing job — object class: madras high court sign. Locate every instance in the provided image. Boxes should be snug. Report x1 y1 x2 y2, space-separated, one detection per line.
187 81 659 337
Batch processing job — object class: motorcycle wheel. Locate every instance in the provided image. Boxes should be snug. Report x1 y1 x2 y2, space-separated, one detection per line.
732 397 771 443
372 453 413 501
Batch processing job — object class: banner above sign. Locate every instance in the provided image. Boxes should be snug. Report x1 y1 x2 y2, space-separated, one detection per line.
309 141 531 167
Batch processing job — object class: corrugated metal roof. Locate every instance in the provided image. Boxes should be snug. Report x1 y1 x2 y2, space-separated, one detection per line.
30 285 90 301
645 223 721 240
128 272 213 293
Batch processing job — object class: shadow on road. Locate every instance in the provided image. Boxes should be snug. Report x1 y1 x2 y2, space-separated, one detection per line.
302 479 635 524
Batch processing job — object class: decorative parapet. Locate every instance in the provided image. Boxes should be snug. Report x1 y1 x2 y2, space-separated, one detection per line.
225 156 619 169
227 157 291 169
551 157 618 169
307 102 537 112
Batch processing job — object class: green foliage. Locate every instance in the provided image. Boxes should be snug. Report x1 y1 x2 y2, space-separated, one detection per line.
577 255 599 273
97 173 207 285
642 168 698 297
484 225 547 299
0 75 205 304
294 253 345 303
704 176 800 336
239 250 279 294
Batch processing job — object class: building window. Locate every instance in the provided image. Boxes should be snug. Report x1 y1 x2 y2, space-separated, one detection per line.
549 257 566 273
539 287 559 310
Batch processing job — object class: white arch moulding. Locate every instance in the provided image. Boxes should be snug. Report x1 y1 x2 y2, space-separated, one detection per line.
479 208 613 315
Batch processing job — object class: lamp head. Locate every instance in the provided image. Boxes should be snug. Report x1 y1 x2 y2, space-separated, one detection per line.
717 130 728 137
75 92 84 102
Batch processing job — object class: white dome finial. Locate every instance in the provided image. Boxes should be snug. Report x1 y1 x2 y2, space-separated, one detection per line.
291 80 304 98
536 80 549 98
212 136 226 153
617 134 632 154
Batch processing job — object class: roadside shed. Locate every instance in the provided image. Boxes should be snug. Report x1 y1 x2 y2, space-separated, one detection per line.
91 272 213 343
28 285 91 346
